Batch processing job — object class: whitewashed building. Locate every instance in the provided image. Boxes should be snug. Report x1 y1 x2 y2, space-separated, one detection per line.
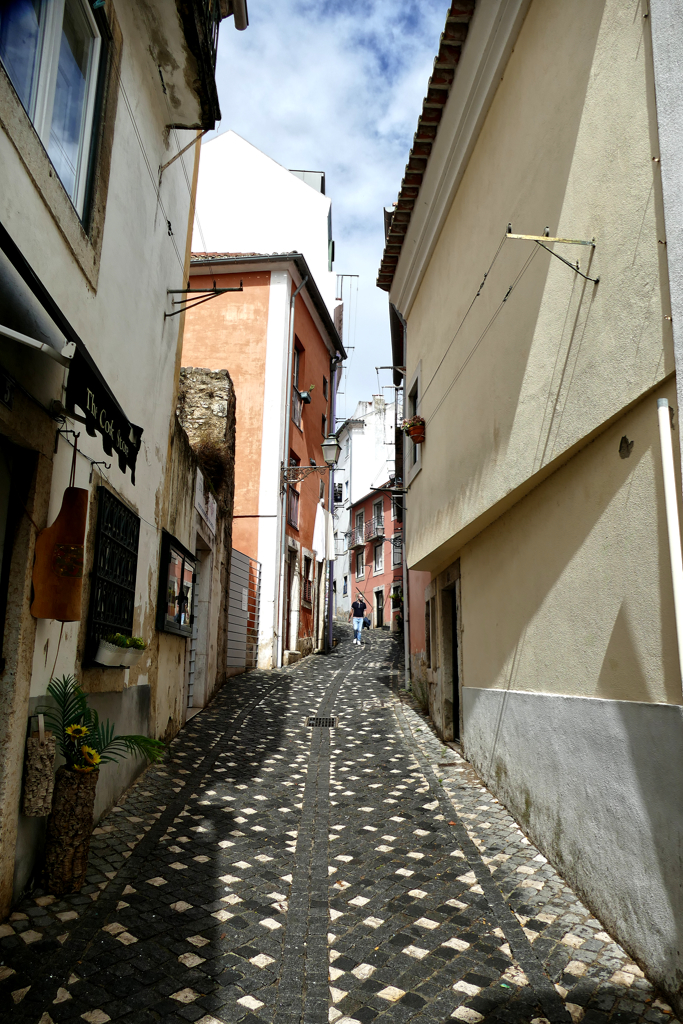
335 396 396 617
0 0 246 915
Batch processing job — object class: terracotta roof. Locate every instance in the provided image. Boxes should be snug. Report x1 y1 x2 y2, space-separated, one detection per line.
192 251 284 259
376 1 477 293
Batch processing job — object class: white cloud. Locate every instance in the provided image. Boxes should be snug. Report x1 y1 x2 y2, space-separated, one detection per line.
209 0 446 419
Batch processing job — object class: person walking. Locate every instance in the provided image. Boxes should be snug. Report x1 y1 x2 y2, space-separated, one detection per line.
349 595 367 646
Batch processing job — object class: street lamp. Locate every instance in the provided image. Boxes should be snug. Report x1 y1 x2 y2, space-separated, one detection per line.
321 435 341 467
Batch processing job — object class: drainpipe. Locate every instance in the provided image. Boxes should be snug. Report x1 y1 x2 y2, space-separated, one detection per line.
392 303 411 692
327 354 342 652
657 398 683 693
275 275 308 669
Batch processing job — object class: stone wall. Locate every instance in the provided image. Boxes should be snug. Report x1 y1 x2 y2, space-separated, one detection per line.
176 367 236 690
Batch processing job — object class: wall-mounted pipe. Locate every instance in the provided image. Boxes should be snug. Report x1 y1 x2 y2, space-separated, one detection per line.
275 275 307 669
657 398 683 694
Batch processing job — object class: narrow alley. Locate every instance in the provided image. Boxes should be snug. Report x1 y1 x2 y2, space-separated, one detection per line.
0 631 673 1024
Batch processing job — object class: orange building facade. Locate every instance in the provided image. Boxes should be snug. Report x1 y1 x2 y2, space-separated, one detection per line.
182 253 344 668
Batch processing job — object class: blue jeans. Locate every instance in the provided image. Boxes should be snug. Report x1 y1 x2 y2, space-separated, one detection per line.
352 617 363 642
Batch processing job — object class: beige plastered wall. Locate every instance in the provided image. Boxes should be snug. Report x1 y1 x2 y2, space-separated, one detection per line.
459 378 681 706
404 0 674 575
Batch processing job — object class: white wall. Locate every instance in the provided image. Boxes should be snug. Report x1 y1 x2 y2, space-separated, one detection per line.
193 131 336 311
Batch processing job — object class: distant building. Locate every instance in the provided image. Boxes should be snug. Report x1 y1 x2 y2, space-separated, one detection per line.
192 130 337 310
335 396 396 618
182 252 344 668
347 482 403 633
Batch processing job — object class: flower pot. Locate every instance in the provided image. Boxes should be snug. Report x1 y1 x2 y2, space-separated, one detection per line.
121 647 143 667
94 639 125 666
43 765 99 895
407 425 425 444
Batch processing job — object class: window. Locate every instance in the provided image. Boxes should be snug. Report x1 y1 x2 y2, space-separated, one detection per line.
302 556 312 604
156 531 196 638
392 533 403 566
87 487 140 658
334 482 342 503
354 508 364 547
374 542 383 573
287 454 300 528
322 413 327 437
425 601 431 667
355 550 364 579
0 0 102 215
409 379 419 465
322 376 328 399
343 575 348 596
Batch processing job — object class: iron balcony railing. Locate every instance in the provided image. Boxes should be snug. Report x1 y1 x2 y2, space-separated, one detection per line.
349 525 365 548
365 515 384 541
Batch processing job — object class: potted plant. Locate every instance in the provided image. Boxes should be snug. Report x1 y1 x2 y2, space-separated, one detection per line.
401 415 426 444
94 632 129 667
38 675 164 895
121 636 147 667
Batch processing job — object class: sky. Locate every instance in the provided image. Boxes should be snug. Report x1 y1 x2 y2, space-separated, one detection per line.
209 0 448 422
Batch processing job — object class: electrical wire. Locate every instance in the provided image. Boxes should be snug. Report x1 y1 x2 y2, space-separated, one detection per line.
418 233 507 411
108 49 186 276
426 245 540 428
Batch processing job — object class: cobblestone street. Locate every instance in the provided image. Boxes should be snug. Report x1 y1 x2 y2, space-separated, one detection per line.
0 630 678 1024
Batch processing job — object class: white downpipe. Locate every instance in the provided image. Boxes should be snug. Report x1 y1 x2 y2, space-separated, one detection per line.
657 398 683 693
275 275 307 669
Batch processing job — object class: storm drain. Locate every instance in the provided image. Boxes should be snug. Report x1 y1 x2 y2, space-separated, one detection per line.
305 716 338 728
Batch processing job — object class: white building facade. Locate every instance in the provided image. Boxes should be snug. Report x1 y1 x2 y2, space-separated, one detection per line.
0 0 245 915
335 396 396 617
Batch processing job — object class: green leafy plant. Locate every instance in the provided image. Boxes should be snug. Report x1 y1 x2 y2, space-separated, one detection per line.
38 675 164 773
103 632 130 648
128 637 147 650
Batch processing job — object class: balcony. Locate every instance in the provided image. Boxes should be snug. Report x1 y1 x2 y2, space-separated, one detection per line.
365 516 385 542
349 526 365 549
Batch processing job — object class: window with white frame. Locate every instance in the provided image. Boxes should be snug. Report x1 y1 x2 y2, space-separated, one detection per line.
0 0 102 216
374 542 383 573
355 550 364 579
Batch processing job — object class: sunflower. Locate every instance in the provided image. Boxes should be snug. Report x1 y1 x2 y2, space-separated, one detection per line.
65 724 88 739
81 746 101 767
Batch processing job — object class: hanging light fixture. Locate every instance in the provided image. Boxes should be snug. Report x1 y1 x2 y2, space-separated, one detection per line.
321 435 342 466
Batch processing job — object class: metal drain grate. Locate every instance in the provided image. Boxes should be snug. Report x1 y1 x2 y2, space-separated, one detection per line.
306 716 338 728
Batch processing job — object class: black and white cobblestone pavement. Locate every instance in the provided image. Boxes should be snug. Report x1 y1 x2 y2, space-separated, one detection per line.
0 628 678 1024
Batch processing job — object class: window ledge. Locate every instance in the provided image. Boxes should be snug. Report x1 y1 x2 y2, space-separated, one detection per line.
0 3 120 293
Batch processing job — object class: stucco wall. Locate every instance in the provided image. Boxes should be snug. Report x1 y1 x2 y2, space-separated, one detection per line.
182 271 270 560
403 0 673 573
460 380 681 705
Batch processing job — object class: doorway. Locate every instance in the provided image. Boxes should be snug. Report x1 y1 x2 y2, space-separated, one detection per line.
451 581 460 741
375 588 384 628
440 580 461 742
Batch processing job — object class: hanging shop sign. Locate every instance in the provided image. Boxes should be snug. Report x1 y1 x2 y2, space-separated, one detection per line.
65 348 142 483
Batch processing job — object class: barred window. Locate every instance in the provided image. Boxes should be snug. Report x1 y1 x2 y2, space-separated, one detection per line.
86 487 139 659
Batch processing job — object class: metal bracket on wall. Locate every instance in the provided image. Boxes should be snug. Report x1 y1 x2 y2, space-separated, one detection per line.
165 281 244 318
506 225 599 283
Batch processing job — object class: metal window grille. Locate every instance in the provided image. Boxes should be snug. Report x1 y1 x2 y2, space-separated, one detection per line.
86 487 140 659
392 533 403 566
291 386 303 428
287 486 300 528
302 577 312 604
